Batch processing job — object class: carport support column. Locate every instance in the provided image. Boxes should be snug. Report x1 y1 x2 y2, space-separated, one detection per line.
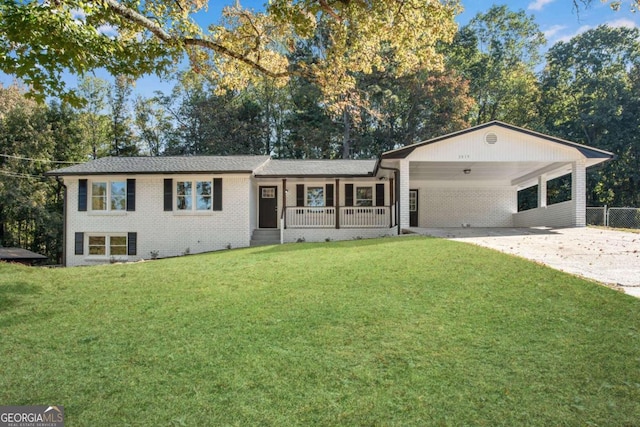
399 159 410 230
572 159 586 227
537 174 547 208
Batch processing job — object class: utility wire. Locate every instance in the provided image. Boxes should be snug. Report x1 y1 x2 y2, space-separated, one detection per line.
0 153 83 164
0 170 50 180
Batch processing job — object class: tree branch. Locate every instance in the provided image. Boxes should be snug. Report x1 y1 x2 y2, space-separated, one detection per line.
101 0 293 79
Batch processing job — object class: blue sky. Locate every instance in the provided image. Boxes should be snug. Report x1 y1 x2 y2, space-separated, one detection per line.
1 0 639 98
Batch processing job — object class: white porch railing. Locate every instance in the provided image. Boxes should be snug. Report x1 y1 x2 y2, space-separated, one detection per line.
339 207 390 228
285 206 391 228
286 207 336 228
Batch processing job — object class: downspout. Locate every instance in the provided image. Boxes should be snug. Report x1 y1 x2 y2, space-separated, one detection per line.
57 177 67 267
378 165 401 235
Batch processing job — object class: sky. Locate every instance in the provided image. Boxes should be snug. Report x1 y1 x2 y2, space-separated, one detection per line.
1 0 639 98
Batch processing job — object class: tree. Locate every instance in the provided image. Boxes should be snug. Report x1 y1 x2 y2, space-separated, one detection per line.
108 76 139 156
540 25 640 206
77 76 110 159
448 5 545 127
0 0 460 106
134 96 174 156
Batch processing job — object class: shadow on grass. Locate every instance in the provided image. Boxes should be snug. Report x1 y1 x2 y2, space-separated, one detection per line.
0 282 42 313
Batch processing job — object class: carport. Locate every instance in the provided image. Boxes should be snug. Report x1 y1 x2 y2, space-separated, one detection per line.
380 121 614 229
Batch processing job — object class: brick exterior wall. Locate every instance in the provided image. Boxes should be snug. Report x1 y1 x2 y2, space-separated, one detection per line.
283 227 396 243
513 200 577 227
65 174 252 266
416 184 516 228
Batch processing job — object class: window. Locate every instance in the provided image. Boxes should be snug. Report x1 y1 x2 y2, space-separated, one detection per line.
262 187 275 198
177 180 213 211
409 191 417 212
307 187 324 207
91 181 126 211
88 235 128 256
88 236 106 255
176 181 192 210
92 182 107 210
356 187 373 206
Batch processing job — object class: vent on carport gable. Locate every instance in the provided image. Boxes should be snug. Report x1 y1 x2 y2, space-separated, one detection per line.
484 132 498 145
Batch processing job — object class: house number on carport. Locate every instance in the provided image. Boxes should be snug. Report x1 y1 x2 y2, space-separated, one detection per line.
458 154 470 159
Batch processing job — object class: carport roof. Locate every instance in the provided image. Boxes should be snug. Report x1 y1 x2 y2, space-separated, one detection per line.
382 121 615 160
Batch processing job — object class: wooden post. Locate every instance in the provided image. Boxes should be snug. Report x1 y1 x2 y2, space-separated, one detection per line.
282 178 287 229
389 177 394 228
335 178 340 229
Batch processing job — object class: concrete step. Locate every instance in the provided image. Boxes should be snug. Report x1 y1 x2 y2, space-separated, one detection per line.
250 229 280 246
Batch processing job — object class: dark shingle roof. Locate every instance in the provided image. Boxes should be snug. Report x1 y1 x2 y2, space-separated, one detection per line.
47 156 271 176
255 159 378 177
0 247 47 261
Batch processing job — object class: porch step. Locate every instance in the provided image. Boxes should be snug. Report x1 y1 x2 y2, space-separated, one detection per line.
250 229 281 247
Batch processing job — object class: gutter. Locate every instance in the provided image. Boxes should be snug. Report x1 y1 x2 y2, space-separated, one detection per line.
56 177 67 267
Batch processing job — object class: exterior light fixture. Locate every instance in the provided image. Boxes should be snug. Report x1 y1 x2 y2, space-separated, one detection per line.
463 169 471 175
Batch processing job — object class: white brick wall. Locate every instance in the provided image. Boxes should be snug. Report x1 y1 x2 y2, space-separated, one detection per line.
65 174 253 266
283 227 396 243
513 200 577 227
416 184 516 227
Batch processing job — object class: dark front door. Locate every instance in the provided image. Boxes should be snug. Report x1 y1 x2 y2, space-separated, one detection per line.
259 186 278 228
409 189 418 227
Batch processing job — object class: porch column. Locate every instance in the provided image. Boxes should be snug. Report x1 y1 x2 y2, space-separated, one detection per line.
572 159 587 227
335 178 340 229
399 159 410 230
282 179 287 229
537 174 547 208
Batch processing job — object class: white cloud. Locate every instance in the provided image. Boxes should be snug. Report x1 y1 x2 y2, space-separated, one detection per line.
543 25 567 39
557 25 591 43
606 18 638 29
528 0 555 11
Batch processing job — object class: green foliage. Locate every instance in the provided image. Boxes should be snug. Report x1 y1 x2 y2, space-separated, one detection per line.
448 5 545 126
0 85 90 262
1 237 640 425
541 25 640 206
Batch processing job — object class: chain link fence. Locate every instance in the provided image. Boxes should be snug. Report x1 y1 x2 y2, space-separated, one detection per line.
587 206 640 229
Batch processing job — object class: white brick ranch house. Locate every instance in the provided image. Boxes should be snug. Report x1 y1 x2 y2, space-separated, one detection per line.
49 121 613 266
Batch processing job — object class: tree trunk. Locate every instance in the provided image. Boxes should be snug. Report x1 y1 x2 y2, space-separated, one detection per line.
342 108 351 159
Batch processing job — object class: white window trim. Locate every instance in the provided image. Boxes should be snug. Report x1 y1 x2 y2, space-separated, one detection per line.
306 186 325 207
89 179 127 214
175 179 214 213
355 186 373 207
85 233 128 260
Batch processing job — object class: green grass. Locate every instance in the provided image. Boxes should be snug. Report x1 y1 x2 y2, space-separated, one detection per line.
1 236 640 426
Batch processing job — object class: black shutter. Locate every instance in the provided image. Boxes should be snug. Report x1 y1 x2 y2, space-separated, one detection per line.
376 183 385 206
213 178 223 211
164 179 173 211
78 179 87 211
296 184 305 207
126 179 136 211
127 232 137 256
326 184 334 207
345 184 354 206
74 232 84 255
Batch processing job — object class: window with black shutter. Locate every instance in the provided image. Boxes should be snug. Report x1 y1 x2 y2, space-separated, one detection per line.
126 179 136 211
213 178 223 211
326 184 334 207
78 179 87 211
376 183 385 206
296 184 305 207
127 232 137 256
164 179 173 211
74 232 84 255
345 184 354 206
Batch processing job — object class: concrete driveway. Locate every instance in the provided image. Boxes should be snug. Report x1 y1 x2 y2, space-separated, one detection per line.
412 227 640 298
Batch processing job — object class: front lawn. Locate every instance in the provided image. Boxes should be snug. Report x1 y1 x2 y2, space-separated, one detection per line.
1 236 639 425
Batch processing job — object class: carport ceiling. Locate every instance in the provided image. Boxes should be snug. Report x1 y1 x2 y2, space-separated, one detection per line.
409 161 573 187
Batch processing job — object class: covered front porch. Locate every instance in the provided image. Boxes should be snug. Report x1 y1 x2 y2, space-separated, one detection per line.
252 159 398 245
